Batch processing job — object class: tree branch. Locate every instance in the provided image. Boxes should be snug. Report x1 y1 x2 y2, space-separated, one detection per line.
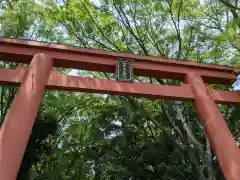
219 0 240 11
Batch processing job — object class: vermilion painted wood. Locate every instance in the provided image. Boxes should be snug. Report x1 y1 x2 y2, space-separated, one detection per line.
0 37 233 70
207 88 240 104
0 54 53 180
185 72 240 180
0 67 240 104
0 37 236 84
0 38 240 180
0 67 194 101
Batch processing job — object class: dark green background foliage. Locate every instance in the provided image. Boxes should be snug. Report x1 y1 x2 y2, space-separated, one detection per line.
0 0 240 179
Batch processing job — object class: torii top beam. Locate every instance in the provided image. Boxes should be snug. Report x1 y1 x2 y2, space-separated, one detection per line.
0 37 236 85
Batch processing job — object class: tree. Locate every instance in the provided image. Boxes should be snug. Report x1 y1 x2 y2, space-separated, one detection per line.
1 0 240 179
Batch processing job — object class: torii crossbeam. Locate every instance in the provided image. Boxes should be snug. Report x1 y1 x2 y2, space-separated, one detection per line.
0 37 239 180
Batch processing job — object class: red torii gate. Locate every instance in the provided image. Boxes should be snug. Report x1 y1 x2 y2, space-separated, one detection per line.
0 37 239 180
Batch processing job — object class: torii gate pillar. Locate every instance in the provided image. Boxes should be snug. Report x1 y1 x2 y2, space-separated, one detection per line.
186 72 240 180
0 53 53 180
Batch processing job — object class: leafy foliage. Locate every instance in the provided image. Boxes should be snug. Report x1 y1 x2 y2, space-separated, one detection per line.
1 0 240 179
